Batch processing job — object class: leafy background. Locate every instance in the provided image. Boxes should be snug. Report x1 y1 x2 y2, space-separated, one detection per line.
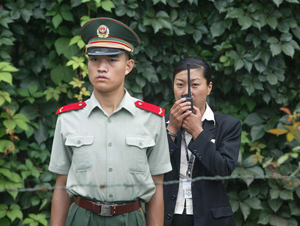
0 0 300 225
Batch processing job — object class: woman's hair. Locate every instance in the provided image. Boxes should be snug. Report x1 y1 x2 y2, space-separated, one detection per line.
173 57 212 85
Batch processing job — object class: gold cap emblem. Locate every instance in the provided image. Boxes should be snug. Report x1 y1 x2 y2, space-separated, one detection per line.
97 25 109 38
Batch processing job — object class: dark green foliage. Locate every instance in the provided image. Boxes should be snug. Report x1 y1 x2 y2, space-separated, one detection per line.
0 0 299 225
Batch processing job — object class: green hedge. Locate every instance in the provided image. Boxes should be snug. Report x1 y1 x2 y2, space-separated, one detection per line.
0 0 299 225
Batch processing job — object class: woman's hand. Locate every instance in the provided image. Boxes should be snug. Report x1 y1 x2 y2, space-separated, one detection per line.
182 106 203 139
167 98 192 134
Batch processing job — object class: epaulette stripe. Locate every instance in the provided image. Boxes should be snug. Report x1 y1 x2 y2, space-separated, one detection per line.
135 100 165 117
56 102 86 115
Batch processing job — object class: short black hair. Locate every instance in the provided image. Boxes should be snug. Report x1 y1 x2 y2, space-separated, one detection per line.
125 52 133 60
173 57 212 85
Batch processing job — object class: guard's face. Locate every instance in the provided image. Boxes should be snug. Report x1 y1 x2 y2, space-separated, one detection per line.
88 53 134 94
173 68 212 114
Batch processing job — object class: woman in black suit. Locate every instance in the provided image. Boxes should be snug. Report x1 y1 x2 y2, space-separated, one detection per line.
164 57 241 226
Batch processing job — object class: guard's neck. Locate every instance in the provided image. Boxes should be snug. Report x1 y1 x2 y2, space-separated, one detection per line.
94 89 125 115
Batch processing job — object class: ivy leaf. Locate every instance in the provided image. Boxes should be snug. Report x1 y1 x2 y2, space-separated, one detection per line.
0 11 14 28
234 58 244 71
158 18 172 30
245 197 262 209
13 113 29 129
268 128 288 135
238 15 252 30
267 73 278 85
269 215 287 226
225 8 244 19
240 202 251 220
267 17 278 29
282 43 294 57
101 0 115 12
280 190 293 200
20 8 32 22
34 119 48 145
9 172 23 183
193 30 202 43
54 37 70 55
0 140 14 153
292 27 300 41
258 211 271 224
273 0 284 7
151 20 163 33
7 204 23 222
210 21 225 38
52 13 63 29
251 125 265 141
268 199 283 212
0 72 12 84
270 43 282 56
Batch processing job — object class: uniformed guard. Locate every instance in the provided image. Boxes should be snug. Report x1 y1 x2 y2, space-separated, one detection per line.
49 17 172 226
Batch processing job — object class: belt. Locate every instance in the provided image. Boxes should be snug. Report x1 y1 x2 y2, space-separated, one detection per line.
74 197 140 216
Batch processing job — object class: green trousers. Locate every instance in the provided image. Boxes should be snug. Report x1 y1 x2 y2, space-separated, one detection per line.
66 203 146 226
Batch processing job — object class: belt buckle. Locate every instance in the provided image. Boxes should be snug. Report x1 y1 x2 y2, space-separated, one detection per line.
99 203 113 216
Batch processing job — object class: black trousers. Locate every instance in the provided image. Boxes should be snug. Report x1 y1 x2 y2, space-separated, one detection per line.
171 209 194 226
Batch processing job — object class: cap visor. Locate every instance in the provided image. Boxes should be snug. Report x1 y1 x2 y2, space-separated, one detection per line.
86 47 125 56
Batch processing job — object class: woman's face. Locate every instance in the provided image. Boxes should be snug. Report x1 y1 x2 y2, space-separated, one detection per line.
173 68 212 114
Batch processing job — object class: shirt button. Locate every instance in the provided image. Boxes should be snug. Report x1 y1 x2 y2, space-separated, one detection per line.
108 118 111 123
108 143 112 147
77 140 81 144
109 168 113 172
139 142 143 146
109 194 113 198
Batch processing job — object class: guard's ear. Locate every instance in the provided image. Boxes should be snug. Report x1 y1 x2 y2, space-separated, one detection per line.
125 59 134 76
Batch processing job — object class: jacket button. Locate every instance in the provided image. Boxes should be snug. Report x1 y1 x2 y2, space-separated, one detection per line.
166 214 172 220
171 195 176 200
170 149 174 154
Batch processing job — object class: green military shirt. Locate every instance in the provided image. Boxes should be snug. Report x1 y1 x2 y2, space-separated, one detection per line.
49 90 172 202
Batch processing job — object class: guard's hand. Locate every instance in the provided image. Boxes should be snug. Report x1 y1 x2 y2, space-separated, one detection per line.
182 106 203 139
167 98 192 134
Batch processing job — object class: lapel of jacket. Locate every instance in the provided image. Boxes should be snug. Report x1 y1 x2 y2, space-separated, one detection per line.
203 118 217 136
174 129 183 174
192 119 217 176
165 114 182 174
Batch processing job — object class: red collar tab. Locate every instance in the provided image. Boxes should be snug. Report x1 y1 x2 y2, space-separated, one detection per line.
135 100 165 117
56 102 86 115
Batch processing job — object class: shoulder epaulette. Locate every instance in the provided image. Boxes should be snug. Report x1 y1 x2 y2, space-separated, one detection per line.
135 100 165 117
56 102 86 115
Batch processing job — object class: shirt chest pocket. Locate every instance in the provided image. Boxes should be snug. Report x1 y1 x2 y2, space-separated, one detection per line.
65 136 94 172
126 136 155 173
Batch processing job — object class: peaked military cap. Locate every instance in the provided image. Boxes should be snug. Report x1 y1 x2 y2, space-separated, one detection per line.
81 17 141 56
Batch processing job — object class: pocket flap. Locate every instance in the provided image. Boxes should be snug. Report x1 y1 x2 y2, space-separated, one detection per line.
211 206 233 218
126 136 155 149
65 136 94 147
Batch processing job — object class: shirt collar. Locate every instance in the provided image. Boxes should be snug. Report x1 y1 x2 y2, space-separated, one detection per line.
85 89 136 117
202 103 215 126
117 89 136 116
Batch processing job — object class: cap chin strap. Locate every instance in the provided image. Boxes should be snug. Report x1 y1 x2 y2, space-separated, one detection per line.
86 41 133 53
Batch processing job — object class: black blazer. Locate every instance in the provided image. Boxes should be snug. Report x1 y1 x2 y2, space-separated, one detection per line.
163 113 241 226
